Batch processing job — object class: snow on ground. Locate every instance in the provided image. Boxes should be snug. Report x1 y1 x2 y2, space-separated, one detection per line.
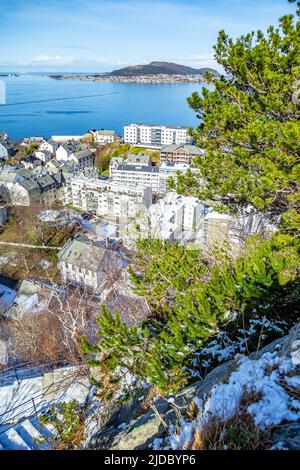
38 210 60 222
0 285 16 315
0 366 90 425
39 259 52 270
195 316 288 370
171 348 300 449
38 209 80 226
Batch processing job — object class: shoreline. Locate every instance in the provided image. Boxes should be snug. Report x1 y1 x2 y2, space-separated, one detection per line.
49 74 208 84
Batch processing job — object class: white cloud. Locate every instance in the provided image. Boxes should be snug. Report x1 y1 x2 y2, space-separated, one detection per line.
169 53 219 70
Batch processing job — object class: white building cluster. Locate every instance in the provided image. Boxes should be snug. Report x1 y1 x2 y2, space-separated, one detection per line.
125 192 206 246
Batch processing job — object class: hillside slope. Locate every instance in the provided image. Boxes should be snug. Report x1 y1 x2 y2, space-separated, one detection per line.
107 61 219 76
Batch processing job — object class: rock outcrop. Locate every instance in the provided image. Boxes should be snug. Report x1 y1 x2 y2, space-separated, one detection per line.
88 323 300 450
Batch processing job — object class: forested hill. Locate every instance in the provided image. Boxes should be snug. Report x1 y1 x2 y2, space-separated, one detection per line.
106 61 219 76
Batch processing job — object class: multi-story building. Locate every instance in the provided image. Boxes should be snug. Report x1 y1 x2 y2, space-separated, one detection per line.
196 209 277 249
160 144 203 165
69 149 95 170
110 162 160 194
70 177 152 219
58 236 121 292
110 158 199 196
124 192 205 246
0 166 73 207
124 123 192 147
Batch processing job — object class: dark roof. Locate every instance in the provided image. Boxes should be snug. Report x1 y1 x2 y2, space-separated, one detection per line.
0 274 18 290
115 164 159 174
73 149 93 160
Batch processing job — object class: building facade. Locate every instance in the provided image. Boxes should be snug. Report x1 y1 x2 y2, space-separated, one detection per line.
160 144 203 165
110 159 199 195
124 123 192 147
0 138 15 160
58 236 122 292
92 130 117 145
70 177 152 219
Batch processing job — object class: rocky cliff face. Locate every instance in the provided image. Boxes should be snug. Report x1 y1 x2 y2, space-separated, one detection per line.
87 323 300 451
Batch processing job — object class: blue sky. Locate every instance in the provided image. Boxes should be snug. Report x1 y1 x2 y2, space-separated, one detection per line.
0 0 295 72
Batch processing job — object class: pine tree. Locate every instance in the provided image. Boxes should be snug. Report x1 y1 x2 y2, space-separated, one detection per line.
175 1 300 221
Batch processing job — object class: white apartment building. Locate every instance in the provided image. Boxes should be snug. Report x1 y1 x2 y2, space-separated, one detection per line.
124 123 192 147
195 209 277 249
70 177 152 219
110 162 160 194
148 193 204 239
124 192 205 246
110 159 199 195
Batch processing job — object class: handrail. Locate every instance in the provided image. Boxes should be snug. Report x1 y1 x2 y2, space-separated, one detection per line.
0 359 70 376
0 366 89 433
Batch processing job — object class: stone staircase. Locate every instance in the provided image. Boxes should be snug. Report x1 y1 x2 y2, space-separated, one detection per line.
0 415 54 450
0 363 90 450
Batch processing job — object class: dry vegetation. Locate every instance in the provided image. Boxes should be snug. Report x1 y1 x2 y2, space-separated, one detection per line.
181 392 272 451
0 283 100 368
0 205 79 281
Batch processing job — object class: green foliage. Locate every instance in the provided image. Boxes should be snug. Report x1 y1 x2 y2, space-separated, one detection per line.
174 3 300 217
83 233 300 399
81 1 300 404
128 239 207 313
37 400 86 450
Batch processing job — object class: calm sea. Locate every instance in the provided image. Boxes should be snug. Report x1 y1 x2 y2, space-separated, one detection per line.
0 75 206 140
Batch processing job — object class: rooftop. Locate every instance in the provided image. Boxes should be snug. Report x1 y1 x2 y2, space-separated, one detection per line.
161 144 202 155
114 163 159 174
125 123 188 130
58 236 106 272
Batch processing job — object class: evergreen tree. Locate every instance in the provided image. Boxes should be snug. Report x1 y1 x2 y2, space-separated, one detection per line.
82 1 300 400
175 1 300 220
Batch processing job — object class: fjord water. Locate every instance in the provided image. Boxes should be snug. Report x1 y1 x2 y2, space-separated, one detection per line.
0 75 205 139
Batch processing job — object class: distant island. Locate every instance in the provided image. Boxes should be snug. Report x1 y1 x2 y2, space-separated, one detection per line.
49 61 219 83
0 73 19 77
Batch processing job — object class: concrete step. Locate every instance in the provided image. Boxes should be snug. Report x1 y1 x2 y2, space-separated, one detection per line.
15 419 43 450
0 427 31 450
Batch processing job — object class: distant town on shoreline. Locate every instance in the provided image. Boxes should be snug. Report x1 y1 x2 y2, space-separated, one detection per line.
48 61 220 83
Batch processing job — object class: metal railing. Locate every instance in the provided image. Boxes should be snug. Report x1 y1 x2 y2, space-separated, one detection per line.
0 361 89 436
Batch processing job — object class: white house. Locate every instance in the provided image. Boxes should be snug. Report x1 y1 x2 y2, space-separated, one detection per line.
55 144 77 161
35 150 52 163
91 129 117 145
38 140 59 155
